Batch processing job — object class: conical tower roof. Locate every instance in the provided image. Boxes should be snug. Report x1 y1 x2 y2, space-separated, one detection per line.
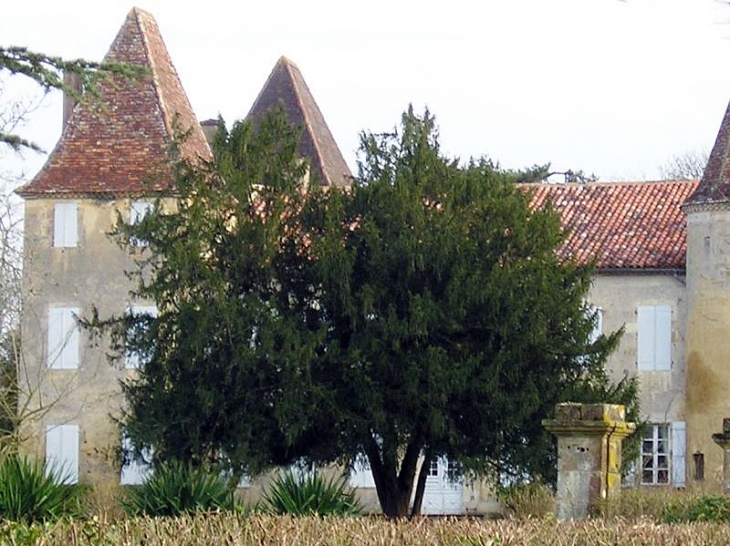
246 57 352 188
18 8 211 197
684 98 730 208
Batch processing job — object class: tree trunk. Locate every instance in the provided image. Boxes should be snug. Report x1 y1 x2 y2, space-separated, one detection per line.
366 434 424 518
410 450 432 518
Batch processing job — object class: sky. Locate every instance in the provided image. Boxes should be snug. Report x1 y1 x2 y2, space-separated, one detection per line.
3 0 730 185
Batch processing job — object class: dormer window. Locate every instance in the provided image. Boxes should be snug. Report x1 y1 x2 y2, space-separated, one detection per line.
53 202 78 248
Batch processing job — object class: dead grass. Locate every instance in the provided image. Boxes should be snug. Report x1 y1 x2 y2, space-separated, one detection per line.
597 483 722 521
2 514 730 545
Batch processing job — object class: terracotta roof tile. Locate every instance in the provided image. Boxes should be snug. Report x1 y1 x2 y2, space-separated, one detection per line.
246 57 352 188
527 180 697 270
18 8 211 197
685 95 730 207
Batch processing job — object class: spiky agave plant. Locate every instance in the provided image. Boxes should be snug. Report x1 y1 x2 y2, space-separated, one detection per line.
261 470 362 516
0 454 85 522
121 460 235 517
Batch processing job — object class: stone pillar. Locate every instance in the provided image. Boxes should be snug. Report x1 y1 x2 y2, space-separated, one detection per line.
711 418 730 494
543 403 635 520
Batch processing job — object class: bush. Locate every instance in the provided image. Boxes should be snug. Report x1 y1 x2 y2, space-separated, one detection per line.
0 454 85 522
664 495 730 523
260 470 363 516
497 483 555 518
121 460 235 517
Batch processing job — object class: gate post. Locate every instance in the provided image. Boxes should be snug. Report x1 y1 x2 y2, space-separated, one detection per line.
543 403 635 520
712 418 730 494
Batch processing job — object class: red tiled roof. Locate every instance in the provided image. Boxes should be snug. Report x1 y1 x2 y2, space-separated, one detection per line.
18 8 211 198
685 96 730 207
246 57 352 188
527 180 698 270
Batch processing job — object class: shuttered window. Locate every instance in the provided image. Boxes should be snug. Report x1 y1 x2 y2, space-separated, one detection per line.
641 424 669 485
349 457 376 488
125 305 157 369
45 424 79 484
130 201 153 247
53 202 78 248
120 435 153 485
671 421 686 487
588 306 603 343
641 422 685 487
47 307 80 369
637 305 671 371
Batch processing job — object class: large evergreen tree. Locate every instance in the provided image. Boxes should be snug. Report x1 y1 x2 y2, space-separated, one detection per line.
112 107 637 518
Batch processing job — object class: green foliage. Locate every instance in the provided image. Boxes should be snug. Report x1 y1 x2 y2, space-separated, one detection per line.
0 454 85 522
663 495 730 523
0 46 146 153
105 107 323 478
260 470 363 516
121 460 234 517
108 106 636 519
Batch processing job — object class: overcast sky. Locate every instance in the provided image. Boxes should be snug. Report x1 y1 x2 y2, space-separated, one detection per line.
3 0 730 184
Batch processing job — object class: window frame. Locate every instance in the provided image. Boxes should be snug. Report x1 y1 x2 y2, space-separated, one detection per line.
641 423 670 485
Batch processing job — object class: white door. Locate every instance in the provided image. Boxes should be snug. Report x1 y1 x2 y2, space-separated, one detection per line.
421 457 463 515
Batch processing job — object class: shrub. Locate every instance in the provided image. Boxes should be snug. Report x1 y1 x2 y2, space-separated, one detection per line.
121 460 235 517
664 495 730 523
0 454 85 522
497 483 555 518
260 470 363 516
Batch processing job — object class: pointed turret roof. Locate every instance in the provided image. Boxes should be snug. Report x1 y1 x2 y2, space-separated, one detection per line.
246 57 352 188
18 8 211 197
683 98 730 208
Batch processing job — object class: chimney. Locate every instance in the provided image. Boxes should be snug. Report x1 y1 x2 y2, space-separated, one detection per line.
199 119 219 146
62 71 82 128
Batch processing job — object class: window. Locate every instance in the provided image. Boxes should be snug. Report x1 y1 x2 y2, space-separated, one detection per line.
45 424 79 484
53 202 78 248
120 435 152 485
637 305 671 371
642 424 669 485
125 305 157 369
47 306 80 369
428 459 439 476
130 200 153 247
641 422 685 487
588 306 603 344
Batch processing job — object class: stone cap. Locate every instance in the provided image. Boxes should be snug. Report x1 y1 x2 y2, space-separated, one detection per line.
554 402 626 423
712 417 730 446
543 402 635 438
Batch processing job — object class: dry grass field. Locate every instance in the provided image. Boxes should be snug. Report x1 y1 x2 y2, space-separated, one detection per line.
3 514 730 546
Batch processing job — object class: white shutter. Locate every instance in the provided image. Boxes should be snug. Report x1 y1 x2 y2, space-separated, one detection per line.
349 459 376 488
120 435 152 485
45 424 79 484
671 421 686 487
130 201 153 224
637 306 655 371
589 306 603 344
655 306 672 371
130 201 153 247
125 305 157 369
53 203 78 248
48 307 80 369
